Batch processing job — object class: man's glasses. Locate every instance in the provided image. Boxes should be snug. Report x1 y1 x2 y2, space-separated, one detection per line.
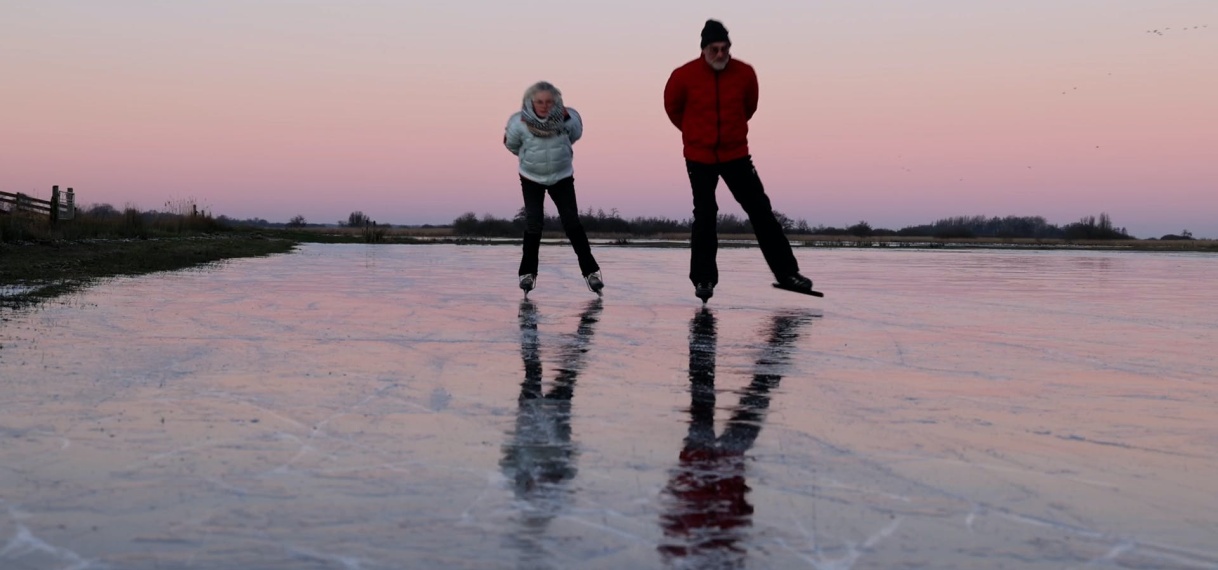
705 45 730 55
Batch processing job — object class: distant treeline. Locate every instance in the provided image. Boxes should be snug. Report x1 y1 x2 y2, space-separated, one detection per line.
211 208 1197 241
215 211 442 230
452 209 1144 240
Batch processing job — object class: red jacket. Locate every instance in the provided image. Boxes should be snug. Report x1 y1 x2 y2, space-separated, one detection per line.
664 57 759 164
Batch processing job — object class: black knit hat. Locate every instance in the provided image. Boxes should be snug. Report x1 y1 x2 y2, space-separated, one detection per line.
700 19 730 48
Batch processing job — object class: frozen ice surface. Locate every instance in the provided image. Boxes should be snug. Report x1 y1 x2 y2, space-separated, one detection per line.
2 244 1217 569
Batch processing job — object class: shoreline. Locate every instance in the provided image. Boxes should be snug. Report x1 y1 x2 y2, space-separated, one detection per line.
4 231 1214 308
272 225 1218 251
0 233 298 308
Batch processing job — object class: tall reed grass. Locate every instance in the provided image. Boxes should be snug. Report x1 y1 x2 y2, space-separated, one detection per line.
1 198 226 243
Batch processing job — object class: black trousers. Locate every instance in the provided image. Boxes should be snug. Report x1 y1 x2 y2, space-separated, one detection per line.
686 156 799 285
519 175 599 277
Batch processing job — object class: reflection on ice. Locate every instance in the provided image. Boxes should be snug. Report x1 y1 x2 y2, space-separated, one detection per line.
660 309 813 568
501 299 601 568
2 244 1217 569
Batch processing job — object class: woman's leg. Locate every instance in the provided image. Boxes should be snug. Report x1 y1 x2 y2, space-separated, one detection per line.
547 177 600 276
519 177 546 276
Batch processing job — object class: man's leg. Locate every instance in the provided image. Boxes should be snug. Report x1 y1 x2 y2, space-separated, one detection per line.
720 157 800 280
687 160 721 286
519 177 546 277
547 177 600 276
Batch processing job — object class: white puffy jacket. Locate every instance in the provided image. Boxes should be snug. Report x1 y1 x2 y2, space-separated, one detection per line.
504 108 583 186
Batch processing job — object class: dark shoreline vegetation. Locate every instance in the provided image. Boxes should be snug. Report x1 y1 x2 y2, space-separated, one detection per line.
3 201 1215 308
265 208 1214 250
238 207 1207 244
1 236 297 309
1 202 297 308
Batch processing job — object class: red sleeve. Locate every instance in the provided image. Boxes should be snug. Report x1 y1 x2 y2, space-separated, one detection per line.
744 66 759 120
663 68 686 130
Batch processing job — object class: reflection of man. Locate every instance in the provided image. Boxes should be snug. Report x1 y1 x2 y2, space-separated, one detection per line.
499 299 602 568
659 309 812 568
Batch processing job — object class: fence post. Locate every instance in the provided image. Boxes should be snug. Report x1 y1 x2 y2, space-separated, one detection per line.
51 186 60 225
65 188 75 220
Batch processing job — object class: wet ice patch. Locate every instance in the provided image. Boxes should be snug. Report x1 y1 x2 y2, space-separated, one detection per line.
429 387 452 411
0 284 40 298
0 514 93 570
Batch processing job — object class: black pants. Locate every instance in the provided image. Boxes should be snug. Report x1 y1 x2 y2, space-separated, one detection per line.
686 156 799 285
519 175 599 277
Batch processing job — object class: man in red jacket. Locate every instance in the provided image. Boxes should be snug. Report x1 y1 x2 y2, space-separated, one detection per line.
664 19 813 303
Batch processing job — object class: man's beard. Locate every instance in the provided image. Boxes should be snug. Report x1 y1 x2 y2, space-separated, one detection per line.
708 57 729 71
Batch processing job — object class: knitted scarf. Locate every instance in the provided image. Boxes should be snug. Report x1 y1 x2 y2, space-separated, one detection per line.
521 98 568 138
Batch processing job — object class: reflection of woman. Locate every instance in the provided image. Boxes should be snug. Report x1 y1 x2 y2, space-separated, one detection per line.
504 81 603 297
659 309 812 568
499 299 602 567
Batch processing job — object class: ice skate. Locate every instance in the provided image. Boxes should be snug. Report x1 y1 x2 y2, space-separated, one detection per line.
772 273 823 297
584 271 604 297
519 273 536 297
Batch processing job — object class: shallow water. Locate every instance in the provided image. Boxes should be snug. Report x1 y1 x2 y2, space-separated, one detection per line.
2 244 1217 569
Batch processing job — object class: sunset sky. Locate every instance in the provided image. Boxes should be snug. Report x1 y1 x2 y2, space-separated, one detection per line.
3 1 1215 238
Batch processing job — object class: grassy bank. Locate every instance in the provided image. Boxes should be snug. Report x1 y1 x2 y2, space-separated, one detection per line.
0 233 297 308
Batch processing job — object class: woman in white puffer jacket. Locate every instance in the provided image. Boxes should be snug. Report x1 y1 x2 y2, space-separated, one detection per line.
504 81 603 296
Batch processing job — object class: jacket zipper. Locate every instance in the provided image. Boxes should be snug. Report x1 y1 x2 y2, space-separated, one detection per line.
713 71 721 163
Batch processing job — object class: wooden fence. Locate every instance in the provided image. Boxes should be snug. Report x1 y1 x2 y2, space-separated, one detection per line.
0 186 76 224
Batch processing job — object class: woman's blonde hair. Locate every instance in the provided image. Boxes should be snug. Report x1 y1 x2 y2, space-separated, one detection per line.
523 81 563 108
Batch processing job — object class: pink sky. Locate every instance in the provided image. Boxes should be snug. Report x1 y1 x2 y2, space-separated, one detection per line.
3 1 1216 238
